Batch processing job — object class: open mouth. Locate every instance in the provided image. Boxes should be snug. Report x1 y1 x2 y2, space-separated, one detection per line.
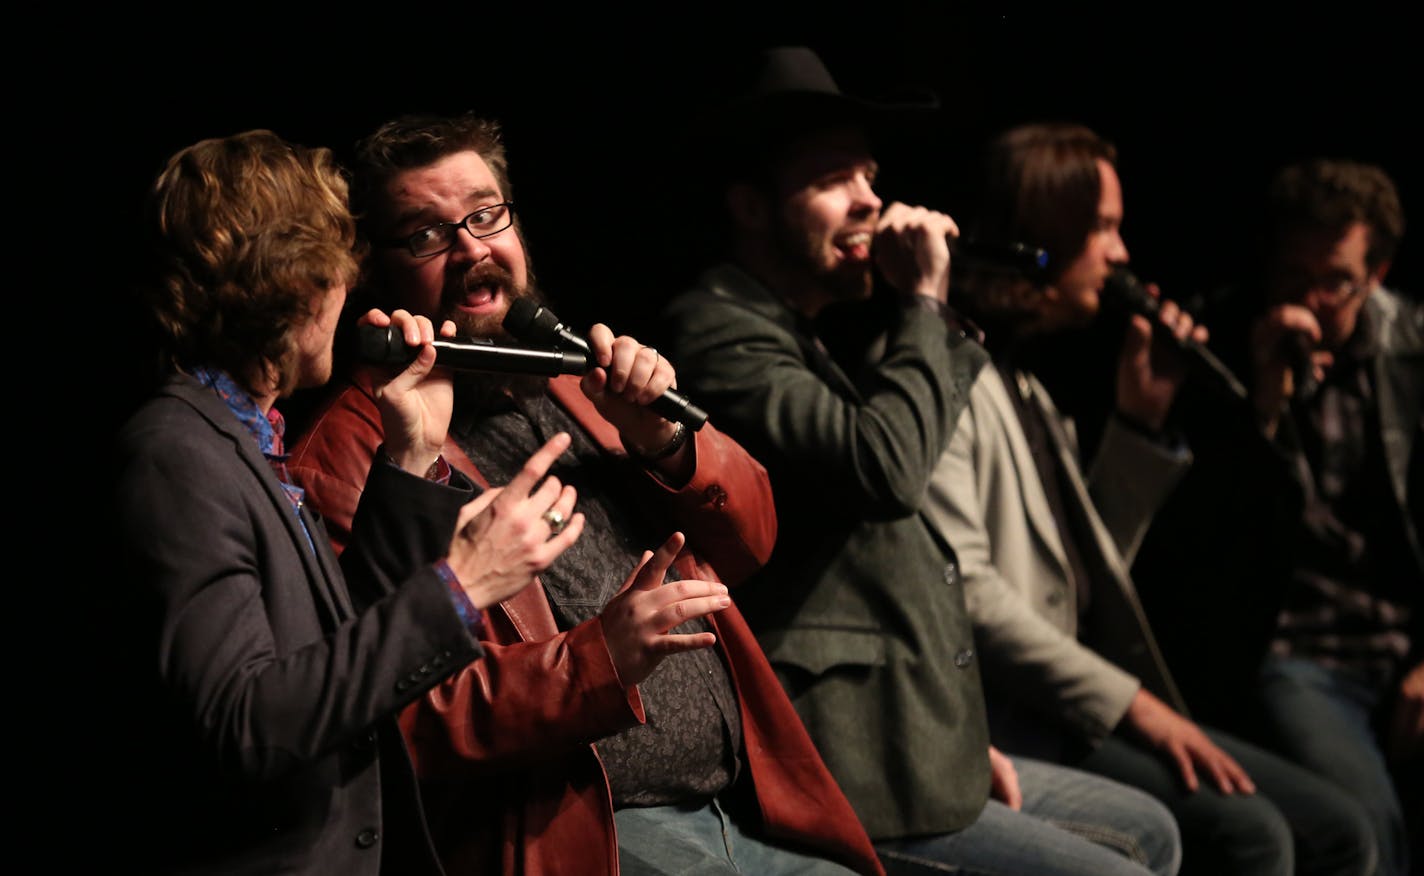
457 283 503 312
834 230 873 262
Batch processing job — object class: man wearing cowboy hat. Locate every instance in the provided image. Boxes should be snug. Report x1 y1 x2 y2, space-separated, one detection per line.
661 45 1184 876
287 110 885 875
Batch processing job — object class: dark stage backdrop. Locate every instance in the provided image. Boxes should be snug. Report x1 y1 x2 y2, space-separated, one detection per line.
82 7 1420 438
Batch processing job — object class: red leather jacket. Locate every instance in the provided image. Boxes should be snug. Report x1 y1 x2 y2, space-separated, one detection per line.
288 374 884 876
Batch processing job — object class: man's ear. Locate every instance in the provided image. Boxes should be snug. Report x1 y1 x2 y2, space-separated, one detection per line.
726 182 770 233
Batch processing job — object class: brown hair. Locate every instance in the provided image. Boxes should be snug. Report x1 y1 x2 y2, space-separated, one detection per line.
147 129 359 395
959 122 1117 335
1267 158 1404 270
349 112 513 235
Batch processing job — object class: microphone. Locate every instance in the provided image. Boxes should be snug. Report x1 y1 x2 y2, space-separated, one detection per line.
1101 268 1248 401
1289 333 1320 401
950 237 1050 278
355 324 589 376
503 299 591 354
501 300 710 431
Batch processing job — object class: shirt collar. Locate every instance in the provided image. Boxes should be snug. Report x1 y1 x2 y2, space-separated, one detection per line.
189 366 287 458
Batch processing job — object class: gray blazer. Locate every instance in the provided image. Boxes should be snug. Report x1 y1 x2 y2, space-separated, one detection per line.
109 372 482 875
923 366 1190 758
662 263 992 840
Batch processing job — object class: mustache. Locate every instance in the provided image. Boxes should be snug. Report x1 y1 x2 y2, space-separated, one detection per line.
452 262 517 299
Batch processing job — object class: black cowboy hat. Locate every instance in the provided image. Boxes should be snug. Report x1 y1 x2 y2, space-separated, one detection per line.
692 45 941 159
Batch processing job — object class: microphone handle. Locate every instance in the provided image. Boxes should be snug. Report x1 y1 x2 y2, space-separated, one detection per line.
355 325 588 376
1173 326 1249 401
1290 333 1320 401
647 389 709 432
949 236 1050 276
1104 270 1248 401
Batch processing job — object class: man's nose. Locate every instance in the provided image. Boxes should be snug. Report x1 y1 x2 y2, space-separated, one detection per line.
850 173 882 214
1108 230 1129 265
449 225 493 262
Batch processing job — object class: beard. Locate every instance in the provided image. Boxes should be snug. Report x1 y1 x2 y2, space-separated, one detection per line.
770 214 874 302
444 259 554 407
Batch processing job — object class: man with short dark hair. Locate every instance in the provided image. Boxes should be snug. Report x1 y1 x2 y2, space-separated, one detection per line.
289 110 884 876
1135 157 1421 876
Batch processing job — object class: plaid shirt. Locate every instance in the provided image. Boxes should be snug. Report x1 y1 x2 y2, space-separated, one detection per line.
1270 306 1418 686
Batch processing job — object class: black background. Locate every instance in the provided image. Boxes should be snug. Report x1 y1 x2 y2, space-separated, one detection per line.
35 4 1421 853
68 5 1420 434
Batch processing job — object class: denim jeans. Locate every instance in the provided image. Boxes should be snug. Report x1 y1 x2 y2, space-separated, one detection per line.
1259 655 1407 876
1075 724 1377 876
873 755 1181 876
615 795 861 875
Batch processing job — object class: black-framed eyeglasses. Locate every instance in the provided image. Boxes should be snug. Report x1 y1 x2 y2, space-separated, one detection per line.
1276 270 1373 305
380 201 515 258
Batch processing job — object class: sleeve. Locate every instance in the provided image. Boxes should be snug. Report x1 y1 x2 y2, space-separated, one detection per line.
1084 414 1193 564
399 615 645 775
625 420 777 587
921 381 1139 745
664 286 984 517
114 417 484 784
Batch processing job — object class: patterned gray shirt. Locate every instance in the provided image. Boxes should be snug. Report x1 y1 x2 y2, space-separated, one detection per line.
451 389 743 807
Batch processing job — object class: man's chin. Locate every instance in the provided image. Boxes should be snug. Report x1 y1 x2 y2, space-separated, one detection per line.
827 268 874 302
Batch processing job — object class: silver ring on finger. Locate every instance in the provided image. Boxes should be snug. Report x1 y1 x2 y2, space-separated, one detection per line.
541 507 567 535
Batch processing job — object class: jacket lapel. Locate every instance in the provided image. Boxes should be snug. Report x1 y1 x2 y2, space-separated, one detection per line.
983 368 1071 576
167 375 350 629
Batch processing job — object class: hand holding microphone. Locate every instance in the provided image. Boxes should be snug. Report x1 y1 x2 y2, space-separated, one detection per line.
355 308 457 477
1249 303 1331 434
1102 268 1248 402
354 301 710 432
503 300 709 431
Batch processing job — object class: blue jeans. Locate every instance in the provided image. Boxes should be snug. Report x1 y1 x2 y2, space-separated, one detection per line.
874 756 1181 876
615 796 861 875
1259 655 1407 876
1074 724 1377 876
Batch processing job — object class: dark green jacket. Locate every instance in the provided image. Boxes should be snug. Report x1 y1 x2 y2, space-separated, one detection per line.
661 262 992 839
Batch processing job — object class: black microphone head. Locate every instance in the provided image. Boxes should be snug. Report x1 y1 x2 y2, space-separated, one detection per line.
502 299 591 353
956 237 1050 278
502 298 543 339
1102 267 1161 317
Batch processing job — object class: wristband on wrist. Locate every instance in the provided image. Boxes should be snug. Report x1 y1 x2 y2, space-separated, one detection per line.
629 421 688 462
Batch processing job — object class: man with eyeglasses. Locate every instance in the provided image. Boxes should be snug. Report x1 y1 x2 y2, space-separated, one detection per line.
286 112 884 876
1132 158 1422 876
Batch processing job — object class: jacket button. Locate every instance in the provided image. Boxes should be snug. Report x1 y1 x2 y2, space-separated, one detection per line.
355 828 379 849
954 648 975 669
1046 591 1063 607
395 679 412 693
943 562 959 585
353 730 377 751
704 485 727 509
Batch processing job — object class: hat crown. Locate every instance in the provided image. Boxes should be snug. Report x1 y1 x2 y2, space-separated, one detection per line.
745 46 843 98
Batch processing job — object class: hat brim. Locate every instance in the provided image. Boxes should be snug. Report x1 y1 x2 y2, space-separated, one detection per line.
692 87 940 162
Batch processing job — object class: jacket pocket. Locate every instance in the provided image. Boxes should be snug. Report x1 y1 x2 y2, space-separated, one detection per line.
759 627 888 697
